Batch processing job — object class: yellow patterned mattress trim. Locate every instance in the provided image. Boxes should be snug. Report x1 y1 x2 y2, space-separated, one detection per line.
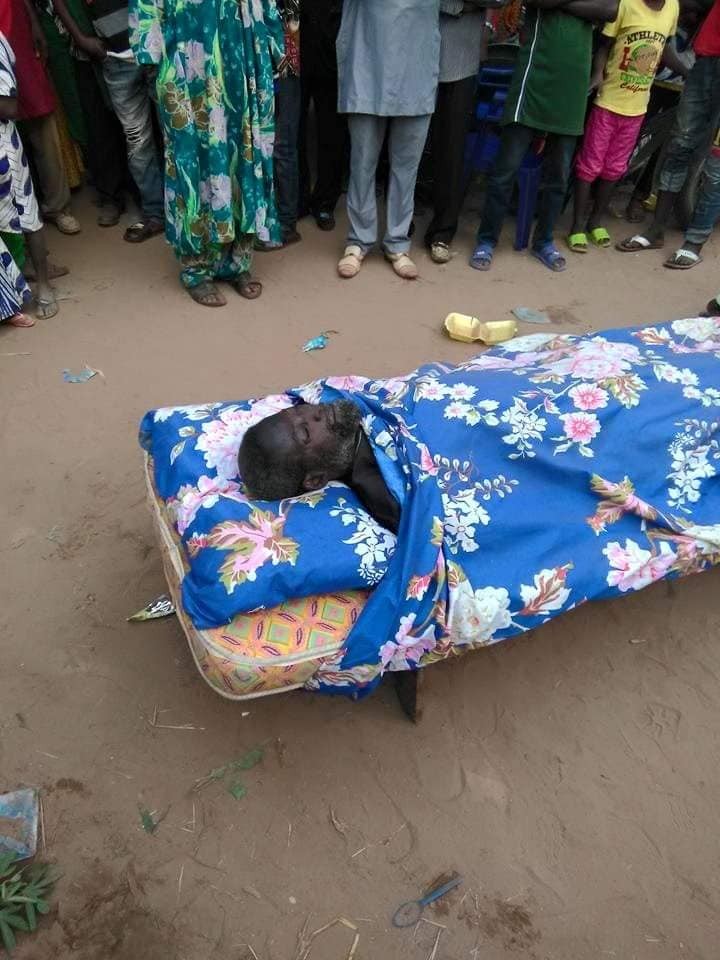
143 454 367 700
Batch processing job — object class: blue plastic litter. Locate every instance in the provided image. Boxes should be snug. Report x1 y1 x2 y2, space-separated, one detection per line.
0 788 38 860
302 330 338 352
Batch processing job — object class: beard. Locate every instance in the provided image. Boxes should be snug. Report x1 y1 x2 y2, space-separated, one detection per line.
312 400 362 478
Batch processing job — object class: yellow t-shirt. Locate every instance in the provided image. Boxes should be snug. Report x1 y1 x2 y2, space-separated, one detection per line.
595 0 679 117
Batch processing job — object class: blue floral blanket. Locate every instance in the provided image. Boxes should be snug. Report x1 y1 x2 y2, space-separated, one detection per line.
298 319 720 695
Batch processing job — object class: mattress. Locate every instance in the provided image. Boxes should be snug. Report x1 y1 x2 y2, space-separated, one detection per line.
144 454 369 700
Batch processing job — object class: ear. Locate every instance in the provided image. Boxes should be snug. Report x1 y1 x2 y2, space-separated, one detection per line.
302 471 328 491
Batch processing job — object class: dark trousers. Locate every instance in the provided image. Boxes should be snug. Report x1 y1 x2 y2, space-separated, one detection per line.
274 75 301 232
477 122 576 250
299 72 348 215
73 58 128 207
424 74 476 246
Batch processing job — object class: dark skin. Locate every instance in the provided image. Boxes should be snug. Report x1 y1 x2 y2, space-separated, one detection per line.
263 404 400 533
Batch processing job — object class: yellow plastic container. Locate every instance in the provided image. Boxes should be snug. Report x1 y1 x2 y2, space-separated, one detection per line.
444 313 518 345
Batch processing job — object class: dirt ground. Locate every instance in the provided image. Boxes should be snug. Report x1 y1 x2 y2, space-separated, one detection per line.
2 189 719 960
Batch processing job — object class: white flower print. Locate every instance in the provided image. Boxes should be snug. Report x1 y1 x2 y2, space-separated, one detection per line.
666 419 719 511
449 580 512 645
671 317 719 342
329 499 396 583
500 398 547 458
442 489 490 554
448 382 478 402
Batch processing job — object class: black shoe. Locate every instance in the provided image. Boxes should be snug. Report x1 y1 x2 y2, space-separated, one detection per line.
315 211 335 232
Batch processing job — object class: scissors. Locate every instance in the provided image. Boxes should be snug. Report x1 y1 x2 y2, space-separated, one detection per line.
391 874 463 928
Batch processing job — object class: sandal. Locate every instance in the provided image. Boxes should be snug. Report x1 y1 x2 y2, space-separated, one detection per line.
187 281 226 307
385 251 418 279
532 242 566 272
230 271 262 299
616 234 664 252
430 241 451 264
469 242 494 271
7 312 35 327
664 247 703 270
338 244 365 279
124 218 164 243
589 227 611 248
567 232 588 253
35 296 58 319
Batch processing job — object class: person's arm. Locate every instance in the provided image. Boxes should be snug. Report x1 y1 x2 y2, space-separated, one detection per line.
51 0 107 60
22 0 48 62
661 36 690 78
564 0 619 22
0 95 18 120
589 34 613 90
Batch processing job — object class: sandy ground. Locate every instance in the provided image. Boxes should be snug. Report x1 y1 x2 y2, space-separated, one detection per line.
2 189 720 960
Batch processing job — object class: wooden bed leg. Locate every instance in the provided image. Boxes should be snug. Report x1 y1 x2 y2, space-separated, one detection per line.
394 670 424 723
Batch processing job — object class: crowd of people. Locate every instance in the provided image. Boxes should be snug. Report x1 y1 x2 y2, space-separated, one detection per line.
1 0 720 325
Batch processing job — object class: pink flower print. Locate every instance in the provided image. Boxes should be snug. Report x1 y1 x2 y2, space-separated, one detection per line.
548 339 641 380
197 407 256 479
569 384 609 411
417 443 439 476
560 412 601 444
603 539 677 592
379 614 436 670
325 375 370 391
184 40 207 82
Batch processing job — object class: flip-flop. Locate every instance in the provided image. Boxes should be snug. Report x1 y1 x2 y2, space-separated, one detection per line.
7 312 35 327
616 234 664 252
469 242 494 271
664 248 703 270
532 242 566 272
589 227 611 248
187 281 226 307
567 232 588 253
231 271 262 299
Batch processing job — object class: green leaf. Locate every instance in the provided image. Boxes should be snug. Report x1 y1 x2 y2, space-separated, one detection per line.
0 918 16 952
227 781 246 800
2 914 28 932
35 900 49 916
24 902 36 932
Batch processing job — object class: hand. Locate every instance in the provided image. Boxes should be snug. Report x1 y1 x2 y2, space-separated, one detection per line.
31 23 48 63
77 35 108 61
589 71 604 92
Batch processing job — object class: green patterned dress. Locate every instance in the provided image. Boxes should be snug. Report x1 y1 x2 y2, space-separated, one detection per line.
129 0 283 289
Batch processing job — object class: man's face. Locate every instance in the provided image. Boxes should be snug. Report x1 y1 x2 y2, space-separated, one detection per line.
252 400 362 492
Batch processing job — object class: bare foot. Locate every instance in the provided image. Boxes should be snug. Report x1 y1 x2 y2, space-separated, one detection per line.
35 282 58 319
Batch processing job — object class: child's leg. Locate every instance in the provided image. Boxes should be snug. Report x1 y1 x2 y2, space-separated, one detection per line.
572 105 614 238
589 112 645 232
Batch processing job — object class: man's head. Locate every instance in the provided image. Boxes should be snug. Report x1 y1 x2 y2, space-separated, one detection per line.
238 400 362 500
